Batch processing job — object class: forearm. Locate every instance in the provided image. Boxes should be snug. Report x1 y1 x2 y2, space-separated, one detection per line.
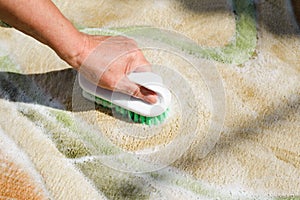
0 0 84 67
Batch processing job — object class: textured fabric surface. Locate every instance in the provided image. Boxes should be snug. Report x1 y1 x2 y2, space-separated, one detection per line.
0 0 299 199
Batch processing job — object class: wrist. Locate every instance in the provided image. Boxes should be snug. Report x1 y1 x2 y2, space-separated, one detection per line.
62 33 109 70
62 32 87 69
51 29 86 69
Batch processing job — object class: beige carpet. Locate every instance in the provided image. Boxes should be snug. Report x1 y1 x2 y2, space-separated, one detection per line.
0 0 299 199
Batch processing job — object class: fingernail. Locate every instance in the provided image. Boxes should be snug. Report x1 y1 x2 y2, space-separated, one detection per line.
144 94 157 104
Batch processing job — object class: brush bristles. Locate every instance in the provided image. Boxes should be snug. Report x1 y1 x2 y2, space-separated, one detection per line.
83 91 169 125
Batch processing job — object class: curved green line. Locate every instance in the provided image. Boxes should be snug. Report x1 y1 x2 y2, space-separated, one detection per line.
81 0 257 65
0 55 20 73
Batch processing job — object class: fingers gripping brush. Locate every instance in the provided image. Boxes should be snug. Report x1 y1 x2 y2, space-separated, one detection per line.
79 72 171 125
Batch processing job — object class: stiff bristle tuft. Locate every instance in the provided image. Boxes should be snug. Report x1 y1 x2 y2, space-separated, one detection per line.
83 91 168 125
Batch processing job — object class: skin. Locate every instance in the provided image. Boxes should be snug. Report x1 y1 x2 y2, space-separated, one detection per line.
0 0 157 104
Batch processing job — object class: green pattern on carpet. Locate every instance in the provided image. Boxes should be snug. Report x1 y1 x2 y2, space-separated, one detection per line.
0 55 20 73
76 160 152 200
80 0 257 65
17 105 121 158
15 103 269 200
14 104 260 199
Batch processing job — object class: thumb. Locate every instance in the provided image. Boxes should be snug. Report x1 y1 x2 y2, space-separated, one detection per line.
118 77 157 104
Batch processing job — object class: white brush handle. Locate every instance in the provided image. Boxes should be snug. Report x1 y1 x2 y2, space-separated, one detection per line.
79 72 171 117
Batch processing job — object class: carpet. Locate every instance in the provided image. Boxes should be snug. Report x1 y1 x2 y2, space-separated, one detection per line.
0 0 299 199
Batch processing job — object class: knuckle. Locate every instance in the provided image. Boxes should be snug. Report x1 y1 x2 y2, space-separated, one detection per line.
131 86 140 97
100 76 117 89
108 80 118 89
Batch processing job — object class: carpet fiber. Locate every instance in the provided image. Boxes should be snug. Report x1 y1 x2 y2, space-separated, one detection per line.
0 0 299 199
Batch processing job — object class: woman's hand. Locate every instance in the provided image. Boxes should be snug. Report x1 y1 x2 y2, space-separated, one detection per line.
71 34 157 104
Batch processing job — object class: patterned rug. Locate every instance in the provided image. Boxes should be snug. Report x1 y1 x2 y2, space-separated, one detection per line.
0 0 299 199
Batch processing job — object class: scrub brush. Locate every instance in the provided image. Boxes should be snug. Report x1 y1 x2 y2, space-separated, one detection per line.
79 72 171 125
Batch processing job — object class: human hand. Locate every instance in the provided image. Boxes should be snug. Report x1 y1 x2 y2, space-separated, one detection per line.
0 1 156 103
72 34 157 104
